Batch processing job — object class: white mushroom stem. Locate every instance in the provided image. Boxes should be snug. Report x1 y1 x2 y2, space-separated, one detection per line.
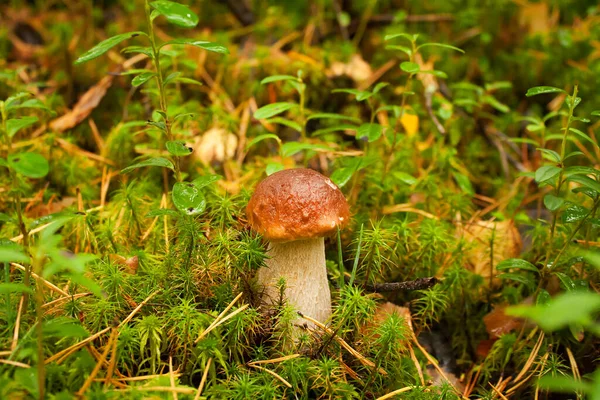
257 237 331 324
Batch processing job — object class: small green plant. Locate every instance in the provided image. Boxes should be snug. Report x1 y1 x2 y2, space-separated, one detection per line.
75 0 228 217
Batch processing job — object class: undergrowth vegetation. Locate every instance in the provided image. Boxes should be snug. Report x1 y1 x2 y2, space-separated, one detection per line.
0 0 599 399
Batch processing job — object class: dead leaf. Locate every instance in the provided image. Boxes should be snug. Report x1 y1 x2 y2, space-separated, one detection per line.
483 304 526 339
26 197 77 218
458 219 522 284
50 75 114 132
193 127 238 165
327 54 372 83
518 2 553 35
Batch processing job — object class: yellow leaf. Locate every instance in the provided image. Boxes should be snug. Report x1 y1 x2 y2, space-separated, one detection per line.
400 107 419 137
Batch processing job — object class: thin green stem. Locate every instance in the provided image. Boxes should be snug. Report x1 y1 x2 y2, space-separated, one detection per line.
33 255 45 400
145 1 181 182
543 86 578 272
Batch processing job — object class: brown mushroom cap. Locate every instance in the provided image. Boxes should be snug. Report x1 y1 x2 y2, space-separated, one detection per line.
247 168 350 241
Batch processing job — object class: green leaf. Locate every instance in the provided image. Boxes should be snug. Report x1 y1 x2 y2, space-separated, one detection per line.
267 117 302 132
497 272 535 289
569 127 597 147
567 175 600 194
172 182 206 215
163 72 181 85
507 291 600 331
418 69 448 79
483 95 509 113
245 134 281 150
254 102 297 119
121 45 154 58
307 113 361 123
68 274 103 298
330 167 355 188
192 174 221 189
496 258 540 274
150 1 199 28
384 33 416 42
8 153 49 178
166 140 193 156
537 375 591 394
356 123 384 142
536 289 551 305
553 272 577 291
452 172 474 195
372 82 389 94
261 75 298 84
563 151 585 161
281 142 328 157
566 95 581 109
538 148 561 163
7 116 38 138
266 162 285 176
121 157 174 174
0 247 29 263
543 194 564 211
526 86 566 97
131 72 156 87
43 319 89 339
0 212 15 223
393 171 417 185
311 124 358 137
75 32 145 64
564 166 598 177
561 205 589 224
0 283 33 295
400 61 419 73
160 38 228 54
418 42 465 53
174 77 203 86
535 165 561 183
332 88 373 101
8 98 52 113
385 45 412 57
5 92 31 109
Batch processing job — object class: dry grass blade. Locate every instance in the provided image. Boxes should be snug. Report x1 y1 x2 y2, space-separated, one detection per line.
513 331 544 383
11 296 24 352
249 364 292 388
412 335 460 395
299 313 386 375
42 292 91 310
408 343 425 386
194 358 212 400
248 354 300 366
195 292 243 343
97 373 182 382
115 387 196 394
489 382 509 400
382 204 439 219
0 359 30 368
47 290 159 364
77 327 118 396
11 263 69 297
118 290 160 328
46 328 111 364
196 304 249 342
169 356 178 400
376 386 414 400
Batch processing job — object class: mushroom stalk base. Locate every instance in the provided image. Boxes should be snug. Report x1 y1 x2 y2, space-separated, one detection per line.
258 237 331 324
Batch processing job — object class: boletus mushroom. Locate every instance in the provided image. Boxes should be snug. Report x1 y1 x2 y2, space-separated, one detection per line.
246 168 350 324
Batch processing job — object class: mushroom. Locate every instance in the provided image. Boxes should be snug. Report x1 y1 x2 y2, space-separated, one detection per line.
246 168 350 324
